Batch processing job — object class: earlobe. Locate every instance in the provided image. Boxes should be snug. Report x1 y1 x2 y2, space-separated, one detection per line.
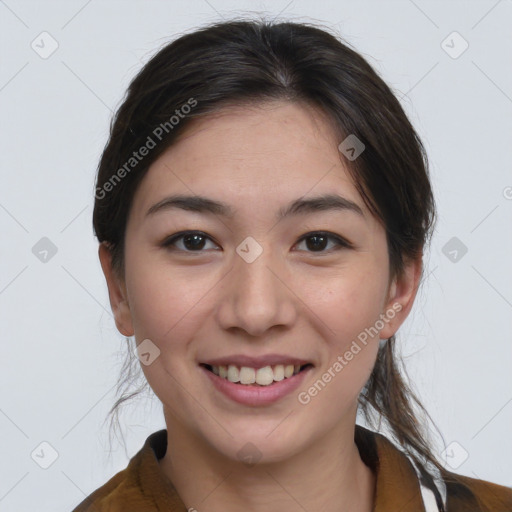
379 257 422 340
98 242 134 337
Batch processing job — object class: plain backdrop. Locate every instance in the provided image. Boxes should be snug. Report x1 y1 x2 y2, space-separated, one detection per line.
0 0 511 510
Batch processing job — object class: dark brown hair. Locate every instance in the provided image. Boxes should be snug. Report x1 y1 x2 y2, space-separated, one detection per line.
93 17 456 497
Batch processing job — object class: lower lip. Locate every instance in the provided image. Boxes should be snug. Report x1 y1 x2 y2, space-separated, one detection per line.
200 365 313 406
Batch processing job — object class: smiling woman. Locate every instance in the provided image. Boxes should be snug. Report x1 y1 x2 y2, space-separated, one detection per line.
73 18 512 512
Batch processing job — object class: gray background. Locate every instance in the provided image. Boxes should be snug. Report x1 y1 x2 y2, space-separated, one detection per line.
0 0 511 509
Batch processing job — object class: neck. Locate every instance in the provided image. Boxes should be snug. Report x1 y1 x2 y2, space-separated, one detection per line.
158 414 375 512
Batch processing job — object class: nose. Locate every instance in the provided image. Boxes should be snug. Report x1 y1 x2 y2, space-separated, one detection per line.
215 245 297 338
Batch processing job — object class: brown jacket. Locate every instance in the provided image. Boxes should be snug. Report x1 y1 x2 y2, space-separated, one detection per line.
72 425 512 511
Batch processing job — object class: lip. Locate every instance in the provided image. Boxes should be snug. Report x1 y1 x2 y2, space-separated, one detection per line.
200 364 313 406
200 354 312 368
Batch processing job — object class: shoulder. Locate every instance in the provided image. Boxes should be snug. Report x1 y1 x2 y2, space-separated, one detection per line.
70 456 149 512
355 425 511 512
70 430 171 512
442 469 512 512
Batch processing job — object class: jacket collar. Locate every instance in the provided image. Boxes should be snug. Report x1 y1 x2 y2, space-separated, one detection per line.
355 426 444 511
140 424 442 511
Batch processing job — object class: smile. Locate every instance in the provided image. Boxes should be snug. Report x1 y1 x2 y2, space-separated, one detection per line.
200 362 314 406
202 363 313 386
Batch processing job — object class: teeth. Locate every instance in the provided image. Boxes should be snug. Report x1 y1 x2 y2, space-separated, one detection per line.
227 365 240 383
255 366 274 386
208 363 306 385
239 367 256 384
273 364 285 381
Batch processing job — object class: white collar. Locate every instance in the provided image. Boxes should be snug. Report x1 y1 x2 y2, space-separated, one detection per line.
409 456 447 512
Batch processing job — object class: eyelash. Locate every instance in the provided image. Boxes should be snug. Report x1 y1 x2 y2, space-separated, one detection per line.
160 230 353 254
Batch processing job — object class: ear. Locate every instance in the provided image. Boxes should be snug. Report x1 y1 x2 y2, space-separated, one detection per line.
378 256 422 340
98 242 134 337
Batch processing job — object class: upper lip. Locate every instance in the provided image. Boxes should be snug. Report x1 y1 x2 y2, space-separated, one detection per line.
200 354 313 368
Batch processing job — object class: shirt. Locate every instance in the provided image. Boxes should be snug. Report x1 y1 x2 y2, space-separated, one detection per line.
71 424 512 511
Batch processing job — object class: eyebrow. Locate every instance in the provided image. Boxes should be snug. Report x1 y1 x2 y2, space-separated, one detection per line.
145 193 365 220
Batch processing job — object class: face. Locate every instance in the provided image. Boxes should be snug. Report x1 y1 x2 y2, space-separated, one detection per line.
100 101 420 465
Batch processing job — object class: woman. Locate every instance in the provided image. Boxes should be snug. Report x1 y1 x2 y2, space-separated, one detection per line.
73 19 512 512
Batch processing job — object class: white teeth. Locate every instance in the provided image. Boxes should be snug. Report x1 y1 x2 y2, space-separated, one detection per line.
239 367 255 384
255 366 274 386
227 365 240 383
272 364 285 381
208 363 306 385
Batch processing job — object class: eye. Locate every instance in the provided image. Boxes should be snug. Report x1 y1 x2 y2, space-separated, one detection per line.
161 230 352 254
294 231 353 253
161 231 219 252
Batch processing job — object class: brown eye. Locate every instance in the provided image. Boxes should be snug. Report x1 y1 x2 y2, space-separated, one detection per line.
161 231 219 252
295 232 352 253
161 230 352 254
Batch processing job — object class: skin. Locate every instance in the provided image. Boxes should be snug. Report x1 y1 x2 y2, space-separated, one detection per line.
99 100 422 512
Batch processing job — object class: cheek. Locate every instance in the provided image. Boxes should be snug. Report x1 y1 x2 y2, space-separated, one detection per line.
301 269 385 393
125 246 214 341
123 255 215 412
296 282 383 418
308 268 388 344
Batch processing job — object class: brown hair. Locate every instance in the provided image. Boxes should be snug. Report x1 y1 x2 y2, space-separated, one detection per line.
93 18 454 496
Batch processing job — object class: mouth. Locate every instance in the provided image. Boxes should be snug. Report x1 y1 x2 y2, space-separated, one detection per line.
200 363 314 386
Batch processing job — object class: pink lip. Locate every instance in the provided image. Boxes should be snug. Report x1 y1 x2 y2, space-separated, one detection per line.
200 364 313 406
200 353 312 368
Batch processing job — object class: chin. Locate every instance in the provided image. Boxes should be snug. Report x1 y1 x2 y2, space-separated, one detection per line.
202 421 313 467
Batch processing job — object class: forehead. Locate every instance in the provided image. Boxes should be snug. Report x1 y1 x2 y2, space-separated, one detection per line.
130 101 366 224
